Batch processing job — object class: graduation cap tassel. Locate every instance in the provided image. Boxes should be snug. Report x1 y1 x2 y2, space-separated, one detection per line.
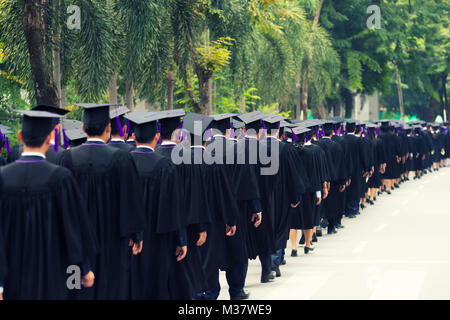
322 127 325 138
290 128 299 142
231 122 235 139
54 127 59 152
334 125 338 136
157 121 162 144
127 119 130 135
116 116 125 137
306 132 309 142
205 127 211 141
363 127 367 141
178 120 184 140
62 128 69 149
315 128 318 138
6 136 11 154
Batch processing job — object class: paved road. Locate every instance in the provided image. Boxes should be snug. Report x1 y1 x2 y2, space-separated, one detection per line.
218 167 450 300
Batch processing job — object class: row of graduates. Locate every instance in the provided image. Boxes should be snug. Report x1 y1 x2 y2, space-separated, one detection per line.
1 103 450 300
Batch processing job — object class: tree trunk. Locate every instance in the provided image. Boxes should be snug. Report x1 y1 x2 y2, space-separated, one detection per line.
125 78 134 110
240 95 246 113
212 79 216 113
295 72 301 119
23 0 59 106
194 64 213 115
396 66 405 121
109 73 118 105
167 67 174 110
185 78 200 113
300 0 324 120
301 66 309 120
52 33 62 108
61 86 66 109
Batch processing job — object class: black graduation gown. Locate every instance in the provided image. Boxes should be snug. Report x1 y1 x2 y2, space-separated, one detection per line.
332 135 351 215
0 225 6 290
271 140 306 251
342 134 370 201
7 143 63 164
129 147 183 300
232 137 262 260
0 156 97 300
58 142 145 300
359 137 373 198
204 136 243 271
155 143 211 299
0 155 6 167
108 140 136 152
289 142 322 230
317 137 346 222
368 137 386 188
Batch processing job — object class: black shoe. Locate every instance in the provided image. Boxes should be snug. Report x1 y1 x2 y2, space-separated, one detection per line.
316 229 323 237
360 204 366 210
281 259 286 265
367 199 374 205
336 223 344 229
273 265 281 277
327 226 337 234
356 211 361 215
386 190 391 195
348 214 356 219
394 184 399 188
291 250 298 257
312 233 318 242
230 290 250 300
299 235 305 245
304 246 314 254
261 272 276 283
373 197 377 201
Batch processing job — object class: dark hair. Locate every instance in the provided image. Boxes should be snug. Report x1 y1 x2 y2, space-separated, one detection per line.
22 133 48 148
84 123 109 137
110 116 126 135
324 128 333 136
136 136 154 144
346 123 356 133
161 130 175 141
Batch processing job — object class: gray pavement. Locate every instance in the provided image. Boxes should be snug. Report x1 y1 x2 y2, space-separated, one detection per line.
218 167 450 300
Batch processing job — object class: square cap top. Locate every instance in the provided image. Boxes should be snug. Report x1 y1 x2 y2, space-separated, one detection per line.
14 110 64 119
263 114 285 124
183 113 213 136
76 103 118 109
65 128 87 141
160 109 186 119
32 104 70 116
231 119 245 129
291 126 311 135
110 106 130 119
124 111 165 125
236 111 265 124
62 119 83 130
211 114 233 121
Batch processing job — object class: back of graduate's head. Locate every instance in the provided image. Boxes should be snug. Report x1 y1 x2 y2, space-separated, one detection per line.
346 122 356 133
134 121 160 145
110 115 127 136
18 113 57 149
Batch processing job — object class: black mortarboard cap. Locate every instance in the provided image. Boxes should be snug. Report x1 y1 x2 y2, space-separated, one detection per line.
77 103 117 128
159 109 186 138
237 112 265 131
16 110 63 140
125 111 164 141
32 104 69 128
210 114 232 133
183 113 213 142
65 128 87 147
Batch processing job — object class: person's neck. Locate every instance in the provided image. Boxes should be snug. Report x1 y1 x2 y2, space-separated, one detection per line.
87 135 108 143
111 135 124 141
23 144 49 156
137 142 157 150
162 139 178 144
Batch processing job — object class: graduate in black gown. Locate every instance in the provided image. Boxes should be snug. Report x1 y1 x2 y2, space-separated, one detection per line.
7 105 70 164
155 109 212 300
286 126 321 255
0 224 6 300
379 121 402 194
367 124 386 203
108 106 135 152
0 126 10 167
125 111 186 300
179 113 239 300
65 128 88 148
58 103 145 300
317 121 347 234
343 120 370 218
0 109 97 300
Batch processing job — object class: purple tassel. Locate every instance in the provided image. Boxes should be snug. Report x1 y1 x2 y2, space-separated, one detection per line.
178 120 184 140
63 128 69 149
341 123 344 135
334 125 338 135
127 120 130 135
5 137 10 154
315 128 318 138
231 122 235 139
363 127 367 141
290 128 299 142
306 132 309 142
322 128 325 138
157 121 161 144
116 116 125 137
205 128 211 141
54 128 59 152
